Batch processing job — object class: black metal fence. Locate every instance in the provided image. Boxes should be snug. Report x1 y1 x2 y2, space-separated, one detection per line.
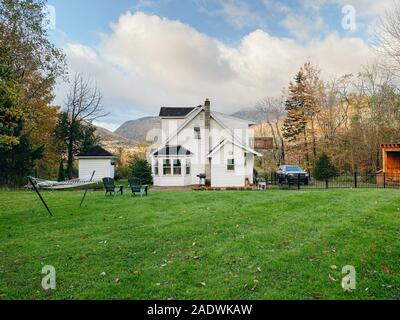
264 172 400 190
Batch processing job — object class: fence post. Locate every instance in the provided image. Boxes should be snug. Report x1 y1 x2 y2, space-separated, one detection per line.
325 179 329 189
354 172 357 189
298 174 301 190
384 173 386 189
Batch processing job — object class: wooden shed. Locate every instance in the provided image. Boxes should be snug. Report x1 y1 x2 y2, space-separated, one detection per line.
382 144 400 173
377 144 400 186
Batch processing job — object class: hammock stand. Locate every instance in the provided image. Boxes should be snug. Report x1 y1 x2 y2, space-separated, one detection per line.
28 171 96 216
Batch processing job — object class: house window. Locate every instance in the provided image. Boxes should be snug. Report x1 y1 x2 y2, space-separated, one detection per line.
194 127 201 139
186 159 191 175
227 159 235 171
173 159 182 175
163 159 171 175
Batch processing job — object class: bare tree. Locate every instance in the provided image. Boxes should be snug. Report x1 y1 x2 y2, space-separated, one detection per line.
59 73 108 178
256 96 286 167
378 2 400 71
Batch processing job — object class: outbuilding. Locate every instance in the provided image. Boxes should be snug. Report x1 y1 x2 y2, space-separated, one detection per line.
377 144 400 186
75 146 116 181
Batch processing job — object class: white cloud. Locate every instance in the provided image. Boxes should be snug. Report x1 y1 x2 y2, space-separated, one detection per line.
58 11 375 127
196 0 263 29
332 0 394 17
281 13 326 41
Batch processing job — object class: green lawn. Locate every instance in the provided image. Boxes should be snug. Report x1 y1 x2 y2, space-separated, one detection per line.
0 189 400 300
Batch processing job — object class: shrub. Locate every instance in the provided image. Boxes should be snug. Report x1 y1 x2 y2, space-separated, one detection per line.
115 165 130 180
313 152 338 181
128 156 152 185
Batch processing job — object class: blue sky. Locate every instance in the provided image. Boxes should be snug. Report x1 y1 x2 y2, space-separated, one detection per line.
49 0 375 45
47 0 393 130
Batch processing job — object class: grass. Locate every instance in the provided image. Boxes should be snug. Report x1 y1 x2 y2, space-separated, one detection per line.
0 188 400 300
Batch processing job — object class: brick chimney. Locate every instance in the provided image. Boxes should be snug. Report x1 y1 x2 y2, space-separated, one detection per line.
205 98 211 130
204 98 211 185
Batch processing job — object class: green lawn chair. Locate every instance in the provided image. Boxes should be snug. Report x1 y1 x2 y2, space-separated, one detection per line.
128 178 148 197
102 177 123 196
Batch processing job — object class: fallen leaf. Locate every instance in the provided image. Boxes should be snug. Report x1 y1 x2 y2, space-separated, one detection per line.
330 265 338 270
199 282 206 286
328 274 337 282
256 267 262 273
251 280 259 291
115 278 120 283
79 256 86 260
381 265 391 274
100 272 106 276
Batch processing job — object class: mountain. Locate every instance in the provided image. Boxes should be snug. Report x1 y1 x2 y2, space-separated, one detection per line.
94 126 136 150
113 109 264 143
231 108 264 123
114 116 161 142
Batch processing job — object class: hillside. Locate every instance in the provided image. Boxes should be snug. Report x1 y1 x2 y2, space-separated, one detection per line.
114 109 263 142
94 125 136 150
231 108 264 123
114 116 161 142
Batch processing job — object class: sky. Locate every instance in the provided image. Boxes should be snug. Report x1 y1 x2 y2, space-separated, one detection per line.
47 0 396 131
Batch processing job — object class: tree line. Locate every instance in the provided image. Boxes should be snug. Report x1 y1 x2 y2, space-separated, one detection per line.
0 0 105 187
256 4 400 175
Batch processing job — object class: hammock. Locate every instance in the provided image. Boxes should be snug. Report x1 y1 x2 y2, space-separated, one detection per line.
28 175 97 190
28 171 97 217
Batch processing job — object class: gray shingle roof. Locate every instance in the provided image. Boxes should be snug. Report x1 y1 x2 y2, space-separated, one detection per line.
159 107 198 117
76 146 115 158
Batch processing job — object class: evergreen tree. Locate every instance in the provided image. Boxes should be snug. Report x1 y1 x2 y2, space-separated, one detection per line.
57 159 66 182
282 63 323 168
282 70 308 142
128 156 152 185
313 152 338 181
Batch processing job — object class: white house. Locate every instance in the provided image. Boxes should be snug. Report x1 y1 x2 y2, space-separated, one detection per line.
76 146 117 181
151 99 262 188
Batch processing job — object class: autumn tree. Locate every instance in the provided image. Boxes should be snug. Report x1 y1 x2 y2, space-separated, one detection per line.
282 62 323 169
0 0 66 186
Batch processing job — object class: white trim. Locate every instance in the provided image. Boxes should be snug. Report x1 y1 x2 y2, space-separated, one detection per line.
75 156 116 159
151 107 204 156
208 138 262 158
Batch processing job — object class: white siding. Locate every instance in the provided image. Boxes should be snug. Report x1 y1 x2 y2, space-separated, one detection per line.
211 142 246 187
154 108 257 187
79 159 114 181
